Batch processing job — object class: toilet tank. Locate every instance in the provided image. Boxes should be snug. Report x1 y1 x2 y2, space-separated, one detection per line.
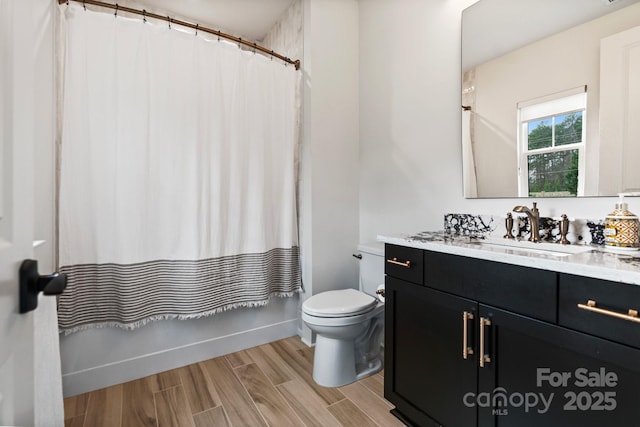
357 242 385 296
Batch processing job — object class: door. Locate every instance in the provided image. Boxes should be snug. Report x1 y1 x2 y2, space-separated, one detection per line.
0 0 63 426
598 25 640 194
478 304 640 427
385 277 478 427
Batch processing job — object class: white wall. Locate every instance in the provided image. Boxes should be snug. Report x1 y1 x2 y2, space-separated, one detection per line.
299 0 360 343
358 0 624 244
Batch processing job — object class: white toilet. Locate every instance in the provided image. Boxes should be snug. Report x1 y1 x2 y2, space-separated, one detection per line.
302 243 385 387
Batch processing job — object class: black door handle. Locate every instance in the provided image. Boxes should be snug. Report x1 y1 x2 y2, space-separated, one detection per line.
38 273 67 295
19 259 68 313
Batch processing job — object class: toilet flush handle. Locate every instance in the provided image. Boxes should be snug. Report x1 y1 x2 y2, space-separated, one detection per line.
352 253 363 259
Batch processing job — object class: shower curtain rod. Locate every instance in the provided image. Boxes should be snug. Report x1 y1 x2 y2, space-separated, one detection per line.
58 0 301 70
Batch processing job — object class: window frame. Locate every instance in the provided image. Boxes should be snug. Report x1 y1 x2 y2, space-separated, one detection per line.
517 89 587 197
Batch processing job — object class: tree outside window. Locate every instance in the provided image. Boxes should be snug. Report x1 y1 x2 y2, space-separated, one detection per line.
526 112 582 196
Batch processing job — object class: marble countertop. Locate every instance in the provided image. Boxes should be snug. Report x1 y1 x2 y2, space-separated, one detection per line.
377 231 640 286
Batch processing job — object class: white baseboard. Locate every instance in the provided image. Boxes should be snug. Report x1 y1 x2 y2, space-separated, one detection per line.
300 336 315 347
298 320 314 347
62 318 299 397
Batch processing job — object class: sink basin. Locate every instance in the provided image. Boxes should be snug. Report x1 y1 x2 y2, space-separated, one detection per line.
468 236 594 257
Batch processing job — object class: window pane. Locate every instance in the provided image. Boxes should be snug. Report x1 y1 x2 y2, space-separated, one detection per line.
527 118 552 150
527 149 579 196
554 112 582 146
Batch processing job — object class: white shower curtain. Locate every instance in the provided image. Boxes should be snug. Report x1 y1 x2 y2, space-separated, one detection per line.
57 4 301 332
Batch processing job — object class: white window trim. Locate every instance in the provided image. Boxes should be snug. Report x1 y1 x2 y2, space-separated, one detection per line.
517 89 587 197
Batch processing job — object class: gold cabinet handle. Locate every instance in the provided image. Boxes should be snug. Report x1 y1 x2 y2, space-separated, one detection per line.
479 317 492 368
386 258 411 268
462 311 474 359
577 300 640 324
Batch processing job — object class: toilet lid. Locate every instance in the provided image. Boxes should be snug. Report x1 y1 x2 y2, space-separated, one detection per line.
302 289 377 317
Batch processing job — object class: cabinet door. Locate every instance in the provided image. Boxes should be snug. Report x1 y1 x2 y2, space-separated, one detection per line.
478 305 640 427
385 277 478 427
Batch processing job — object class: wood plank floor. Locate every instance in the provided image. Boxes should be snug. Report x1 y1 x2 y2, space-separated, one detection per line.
63 336 404 427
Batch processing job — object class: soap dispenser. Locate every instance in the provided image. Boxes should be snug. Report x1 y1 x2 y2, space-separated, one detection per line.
604 194 640 251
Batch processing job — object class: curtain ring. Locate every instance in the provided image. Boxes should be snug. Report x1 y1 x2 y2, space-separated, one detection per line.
168 16 171 29
195 24 198 36
253 43 257 55
82 0 86 10
238 37 242 49
142 9 146 23
114 4 118 17
271 50 274 61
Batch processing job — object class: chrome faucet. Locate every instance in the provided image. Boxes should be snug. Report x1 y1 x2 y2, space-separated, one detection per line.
513 202 540 242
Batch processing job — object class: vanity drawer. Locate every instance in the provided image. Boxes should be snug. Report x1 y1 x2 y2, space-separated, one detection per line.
559 274 640 349
425 251 557 323
384 244 423 285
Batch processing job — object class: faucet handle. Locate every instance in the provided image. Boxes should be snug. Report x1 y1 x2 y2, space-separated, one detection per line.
559 214 571 245
504 213 515 239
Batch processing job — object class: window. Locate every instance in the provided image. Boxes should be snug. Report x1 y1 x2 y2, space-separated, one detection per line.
517 88 586 197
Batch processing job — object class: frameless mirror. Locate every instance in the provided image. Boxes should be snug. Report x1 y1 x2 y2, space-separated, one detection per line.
462 0 640 198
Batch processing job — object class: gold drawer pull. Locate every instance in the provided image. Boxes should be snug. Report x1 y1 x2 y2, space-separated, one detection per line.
577 300 640 324
386 258 411 268
479 317 491 368
462 311 474 360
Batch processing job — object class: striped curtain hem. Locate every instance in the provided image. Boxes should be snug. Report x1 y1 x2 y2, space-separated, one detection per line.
57 247 302 334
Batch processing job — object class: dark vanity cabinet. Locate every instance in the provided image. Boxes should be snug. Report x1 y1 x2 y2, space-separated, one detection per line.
386 276 477 426
384 244 640 427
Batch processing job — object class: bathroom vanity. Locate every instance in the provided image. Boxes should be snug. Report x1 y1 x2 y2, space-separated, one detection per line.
379 233 640 427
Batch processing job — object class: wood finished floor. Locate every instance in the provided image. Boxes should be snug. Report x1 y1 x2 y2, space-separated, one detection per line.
63 336 404 427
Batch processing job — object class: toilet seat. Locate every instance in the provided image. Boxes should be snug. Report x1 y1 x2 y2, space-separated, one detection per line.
302 289 378 318
302 303 383 327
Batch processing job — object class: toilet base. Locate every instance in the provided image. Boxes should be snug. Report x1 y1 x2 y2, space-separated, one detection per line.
355 357 382 381
311 334 382 388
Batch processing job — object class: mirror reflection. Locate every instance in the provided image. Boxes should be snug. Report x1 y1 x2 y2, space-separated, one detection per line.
462 0 640 198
